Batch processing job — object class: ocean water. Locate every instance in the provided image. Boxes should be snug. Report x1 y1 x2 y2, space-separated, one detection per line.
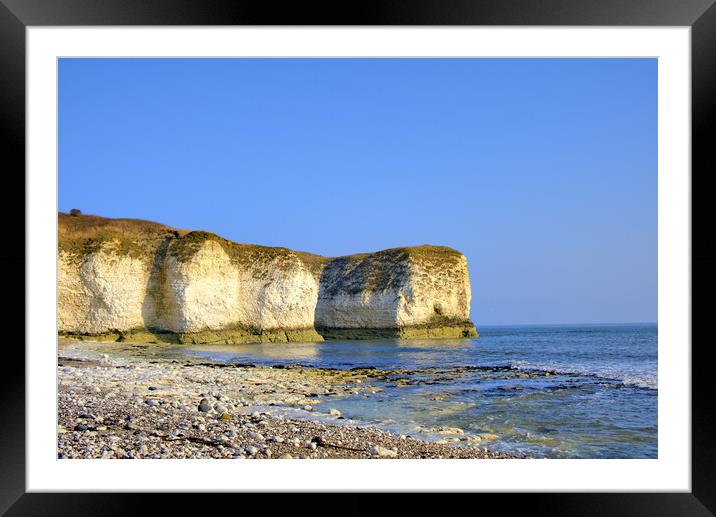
179 323 658 459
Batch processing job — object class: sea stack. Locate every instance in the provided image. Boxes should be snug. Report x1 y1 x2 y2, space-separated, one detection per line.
58 213 478 344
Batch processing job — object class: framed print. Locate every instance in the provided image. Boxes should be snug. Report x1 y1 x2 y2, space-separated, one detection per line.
2 0 713 514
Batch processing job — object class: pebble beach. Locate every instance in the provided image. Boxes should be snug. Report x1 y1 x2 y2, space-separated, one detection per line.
57 341 513 459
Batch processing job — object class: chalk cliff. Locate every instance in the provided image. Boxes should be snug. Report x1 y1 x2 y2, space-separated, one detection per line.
58 213 477 343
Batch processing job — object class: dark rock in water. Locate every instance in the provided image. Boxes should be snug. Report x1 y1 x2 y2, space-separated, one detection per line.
198 398 211 412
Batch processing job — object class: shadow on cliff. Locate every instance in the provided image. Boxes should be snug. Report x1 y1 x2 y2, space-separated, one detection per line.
138 236 178 343
312 259 334 340
312 256 404 340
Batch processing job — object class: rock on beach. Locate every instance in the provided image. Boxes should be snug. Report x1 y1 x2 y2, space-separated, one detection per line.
56 346 515 460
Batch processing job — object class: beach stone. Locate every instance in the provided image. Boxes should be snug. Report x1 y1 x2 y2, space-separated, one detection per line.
279 454 293 459
244 446 259 456
328 408 341 417
198 399 211 412
249 432 264 442
145 399 159 407
369 446 398 458
303 405 313 411
214 403 227 413
148 386 159 391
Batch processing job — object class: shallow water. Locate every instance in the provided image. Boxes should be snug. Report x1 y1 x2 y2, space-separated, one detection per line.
63 324 657 458
176 323 658 458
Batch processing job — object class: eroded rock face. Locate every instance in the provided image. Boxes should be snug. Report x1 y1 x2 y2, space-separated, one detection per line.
58 214 477 343
159 239 321 338
315 247 476 339
58 247 151 335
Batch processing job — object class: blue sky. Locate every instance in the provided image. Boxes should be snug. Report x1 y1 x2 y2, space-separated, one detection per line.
59 58 657 325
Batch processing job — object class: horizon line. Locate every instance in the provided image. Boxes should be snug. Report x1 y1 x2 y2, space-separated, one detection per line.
476 321 657 327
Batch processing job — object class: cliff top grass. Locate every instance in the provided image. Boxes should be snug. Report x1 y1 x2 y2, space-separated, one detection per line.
58 212 185 259
58 213 465 275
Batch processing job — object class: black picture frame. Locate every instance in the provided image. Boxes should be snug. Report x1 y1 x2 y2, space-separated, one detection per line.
2 0 713 514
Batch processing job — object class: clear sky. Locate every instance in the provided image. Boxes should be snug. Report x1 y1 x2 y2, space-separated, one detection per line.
59 58 657 326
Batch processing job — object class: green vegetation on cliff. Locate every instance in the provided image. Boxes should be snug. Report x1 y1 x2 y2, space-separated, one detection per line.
58 212 178 260
58 213 465 277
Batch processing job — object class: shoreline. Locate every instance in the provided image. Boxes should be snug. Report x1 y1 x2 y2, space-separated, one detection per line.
57 345 516 459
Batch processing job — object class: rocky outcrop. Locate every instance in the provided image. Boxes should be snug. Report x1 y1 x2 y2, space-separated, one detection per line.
315 247 476 339
58 213 477 344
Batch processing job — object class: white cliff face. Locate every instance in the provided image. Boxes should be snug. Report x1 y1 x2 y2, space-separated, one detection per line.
396 253 472 326
59 238 321 338
58 216 476 342
315 291 404 329
162 240 240 332
58 248 150 334
235 263 319 331
162 239 319 333
314 248 473 330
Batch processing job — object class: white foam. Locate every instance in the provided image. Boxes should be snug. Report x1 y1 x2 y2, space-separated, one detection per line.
509 360 657 390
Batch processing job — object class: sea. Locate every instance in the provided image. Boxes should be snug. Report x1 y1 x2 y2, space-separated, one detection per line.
177 323 658 459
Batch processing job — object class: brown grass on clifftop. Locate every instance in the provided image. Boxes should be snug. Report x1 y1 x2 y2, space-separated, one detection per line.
59 212 186 236
58 213 465 269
